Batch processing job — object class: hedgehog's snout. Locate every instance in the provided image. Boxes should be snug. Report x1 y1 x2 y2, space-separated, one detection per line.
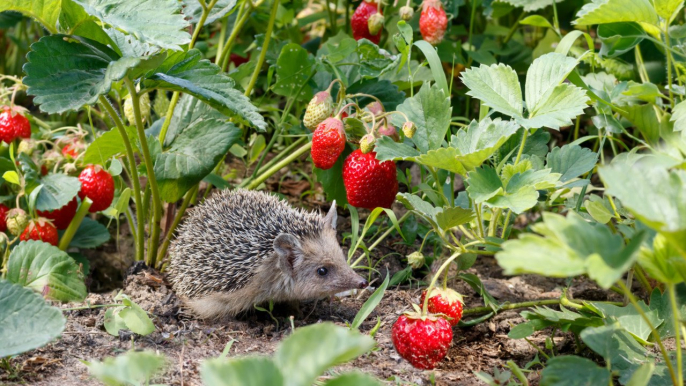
357 278 369 289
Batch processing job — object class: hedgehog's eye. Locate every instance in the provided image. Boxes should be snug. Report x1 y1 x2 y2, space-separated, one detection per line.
317 267 328 276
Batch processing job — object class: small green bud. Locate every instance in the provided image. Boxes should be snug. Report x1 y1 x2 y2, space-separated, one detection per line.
407 251 425 270
7 208 28 236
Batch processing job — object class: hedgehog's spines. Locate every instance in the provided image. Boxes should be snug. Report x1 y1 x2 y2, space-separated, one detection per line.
167 189 327 300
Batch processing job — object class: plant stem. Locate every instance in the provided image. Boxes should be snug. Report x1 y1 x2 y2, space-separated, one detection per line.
193 0 219 44
244 0 281 97
422 253 460 315
501 129 529 238
669 283 684 386
58 198 92 251
158 92 180 147
99 96 144 262
475 203 485 239
466 0 478 67
125 78 162 267
156 185 198 265
367 211 411 252
218 3 251 70
618 280 678 386
246 142 312 189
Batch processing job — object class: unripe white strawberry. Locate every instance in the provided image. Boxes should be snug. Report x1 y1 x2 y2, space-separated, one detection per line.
368 13 385 35
6 208 28 236
303 91 334 131
399 6 414 21
153 91 171 118
17 139 37 155
402 121 417 138
360 133 376 154
124 90 151 125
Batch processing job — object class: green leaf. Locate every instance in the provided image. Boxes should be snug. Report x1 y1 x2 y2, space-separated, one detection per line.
519 83 589 130
0 280 65 357
415 118 520 175
201 356 284 386
163 94 224 147
573 0 658 27
7 240 87 301
144 49 266 131
86 350 166 386
671 100 686 132
540 356 612 386
580 323 648 374
155 118 241 202
390 83 451 153
593 301 662 343
397 193 475 233
546 144 598 183
103 307 128 336
639 234 686 285
654 0 684 20
273 43 315 101
374 136 420 162
626 363 655 386
83 126 139 165
413 40 449 96
500 0 559 12
585 198 614 224
618 104 662 143
346 79 406 111
35 173 80 212
599 161 686 244
3 170 20 185
351 274 389 330
461 63 523 118
315 146 353 205
67 217 110 248
466 166 550 213
182 0 237 26
72 0 190 51
274 322 375 386
324 372 383 386
598 22 646 58
357 40 400 78
0 0 60 32
520 15 554 29
23 35 138 114
649 286 686 339
525 53 580 118
496 212 642 288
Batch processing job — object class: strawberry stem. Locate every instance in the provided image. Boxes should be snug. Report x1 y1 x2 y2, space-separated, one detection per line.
58 198 92 251
421 252 460 316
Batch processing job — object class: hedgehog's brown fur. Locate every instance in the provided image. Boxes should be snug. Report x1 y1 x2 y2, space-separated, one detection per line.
167 189 367 319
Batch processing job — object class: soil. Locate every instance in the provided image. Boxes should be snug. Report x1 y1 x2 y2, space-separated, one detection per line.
1 165 622 386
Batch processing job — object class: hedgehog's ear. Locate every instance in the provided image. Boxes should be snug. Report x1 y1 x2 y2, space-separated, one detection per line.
274 233 302 271
323 200 337 230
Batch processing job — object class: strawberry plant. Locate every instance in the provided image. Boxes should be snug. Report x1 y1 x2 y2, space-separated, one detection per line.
0 0 685 384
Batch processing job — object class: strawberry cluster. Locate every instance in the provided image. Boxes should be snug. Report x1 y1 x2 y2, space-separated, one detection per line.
0 108 115 246
392 286 464 369
304 82 419 209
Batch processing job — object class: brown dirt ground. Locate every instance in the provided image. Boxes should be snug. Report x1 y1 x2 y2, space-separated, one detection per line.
0 162 623 386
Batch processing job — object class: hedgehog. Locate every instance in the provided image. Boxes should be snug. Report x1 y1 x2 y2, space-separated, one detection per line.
167 189 368 319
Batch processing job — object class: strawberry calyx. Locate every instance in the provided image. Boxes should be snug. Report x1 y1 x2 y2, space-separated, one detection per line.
421 0 443 11
403 306 449 323
425 287 465 305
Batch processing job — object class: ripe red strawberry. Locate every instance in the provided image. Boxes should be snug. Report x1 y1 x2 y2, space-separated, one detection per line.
60 137 85 159
342 150 398 209
419 0 448 46
351 1 382 44
78 165 115 213
37 197 78 230
311 117 346 170
230 53 250 67
420 287 464 326
303 91 334 131
392 312 453 369
0 107 31 143
20 218 59 246
0 203 8 232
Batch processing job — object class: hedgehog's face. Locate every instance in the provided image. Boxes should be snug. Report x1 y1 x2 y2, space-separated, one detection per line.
272 203 368 299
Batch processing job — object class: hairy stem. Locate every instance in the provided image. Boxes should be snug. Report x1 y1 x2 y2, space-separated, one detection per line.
246 142 312 190
58 198 92 251
125 78 162 267
244 0 281 97
99 96 145 262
